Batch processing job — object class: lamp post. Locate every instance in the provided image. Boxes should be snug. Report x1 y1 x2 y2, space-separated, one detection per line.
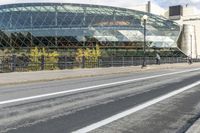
190 34 192 58
141 15 148 68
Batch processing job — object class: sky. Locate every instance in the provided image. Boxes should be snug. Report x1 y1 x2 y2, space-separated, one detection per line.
0 0 199 9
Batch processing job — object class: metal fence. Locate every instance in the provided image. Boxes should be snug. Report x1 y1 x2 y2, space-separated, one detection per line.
0 55 199 73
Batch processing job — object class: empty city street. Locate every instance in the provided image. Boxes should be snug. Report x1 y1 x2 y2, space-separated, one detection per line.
0 0 200 133
1 67 200 133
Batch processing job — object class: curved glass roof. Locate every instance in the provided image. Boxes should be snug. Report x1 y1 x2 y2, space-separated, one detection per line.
0 3 179 30
0 3 181 49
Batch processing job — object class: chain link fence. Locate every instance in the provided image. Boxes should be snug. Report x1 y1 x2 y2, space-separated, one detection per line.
0 55 199 73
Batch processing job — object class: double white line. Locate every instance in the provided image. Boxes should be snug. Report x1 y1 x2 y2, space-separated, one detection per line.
0 68 200 106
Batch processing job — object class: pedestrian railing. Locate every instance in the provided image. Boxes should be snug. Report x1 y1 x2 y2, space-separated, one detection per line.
0 55 199 73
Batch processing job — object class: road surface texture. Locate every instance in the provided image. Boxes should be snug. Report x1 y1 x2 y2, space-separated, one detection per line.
1 63 200 85
0 66 200 133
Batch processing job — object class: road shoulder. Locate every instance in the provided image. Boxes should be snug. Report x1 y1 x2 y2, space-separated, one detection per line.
1 63 200 86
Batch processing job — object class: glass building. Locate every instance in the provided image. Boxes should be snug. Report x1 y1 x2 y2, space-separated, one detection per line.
0 3 184 56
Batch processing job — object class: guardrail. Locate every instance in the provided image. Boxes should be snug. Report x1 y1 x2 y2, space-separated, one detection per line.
0 55 199 73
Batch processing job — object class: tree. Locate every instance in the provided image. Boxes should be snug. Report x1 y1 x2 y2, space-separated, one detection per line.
29 47 59 70
75 48 84 63
75 45 102 68
84 48 92 59
95 45 101 57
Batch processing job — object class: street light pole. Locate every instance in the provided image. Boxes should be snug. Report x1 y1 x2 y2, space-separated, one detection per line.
190 34 192 58
142 15 148 68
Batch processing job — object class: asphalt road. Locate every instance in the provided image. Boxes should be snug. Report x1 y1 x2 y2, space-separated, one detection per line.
1 67 200 133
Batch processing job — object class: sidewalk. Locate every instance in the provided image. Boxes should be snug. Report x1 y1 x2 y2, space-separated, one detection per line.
0 63 200 85
186 118 200 133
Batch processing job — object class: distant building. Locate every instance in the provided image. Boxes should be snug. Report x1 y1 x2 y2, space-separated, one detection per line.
167 5 200 58
133 1 200 58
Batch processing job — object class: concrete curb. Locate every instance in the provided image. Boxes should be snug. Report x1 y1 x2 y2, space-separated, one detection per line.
186 118 200 133
0 63 200 86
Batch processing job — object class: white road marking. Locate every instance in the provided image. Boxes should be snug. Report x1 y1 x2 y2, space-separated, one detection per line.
0 68 200 106
73 81 200 133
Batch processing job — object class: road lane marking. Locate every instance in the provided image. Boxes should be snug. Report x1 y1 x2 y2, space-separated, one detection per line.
73 80 200 133
0 68 200 106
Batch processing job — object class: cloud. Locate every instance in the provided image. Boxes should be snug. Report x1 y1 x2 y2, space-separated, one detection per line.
0 0 147 6
153 0 200 8
190 0 200 3
0 0 158 11
0 0 199 9
0 0 150 10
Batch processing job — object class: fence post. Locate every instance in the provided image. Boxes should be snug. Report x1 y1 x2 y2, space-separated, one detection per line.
111 56 113 67
122 56 124 67
82 55 85 68
65 56 67 69
97 57 100 68
12 55 16 72
0 57 2 72
131 57 134 66
41 55 45 70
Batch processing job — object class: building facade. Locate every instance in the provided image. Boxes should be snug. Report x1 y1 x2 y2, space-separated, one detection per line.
0 3 183 57
133 1 200 58
167 5 200 58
